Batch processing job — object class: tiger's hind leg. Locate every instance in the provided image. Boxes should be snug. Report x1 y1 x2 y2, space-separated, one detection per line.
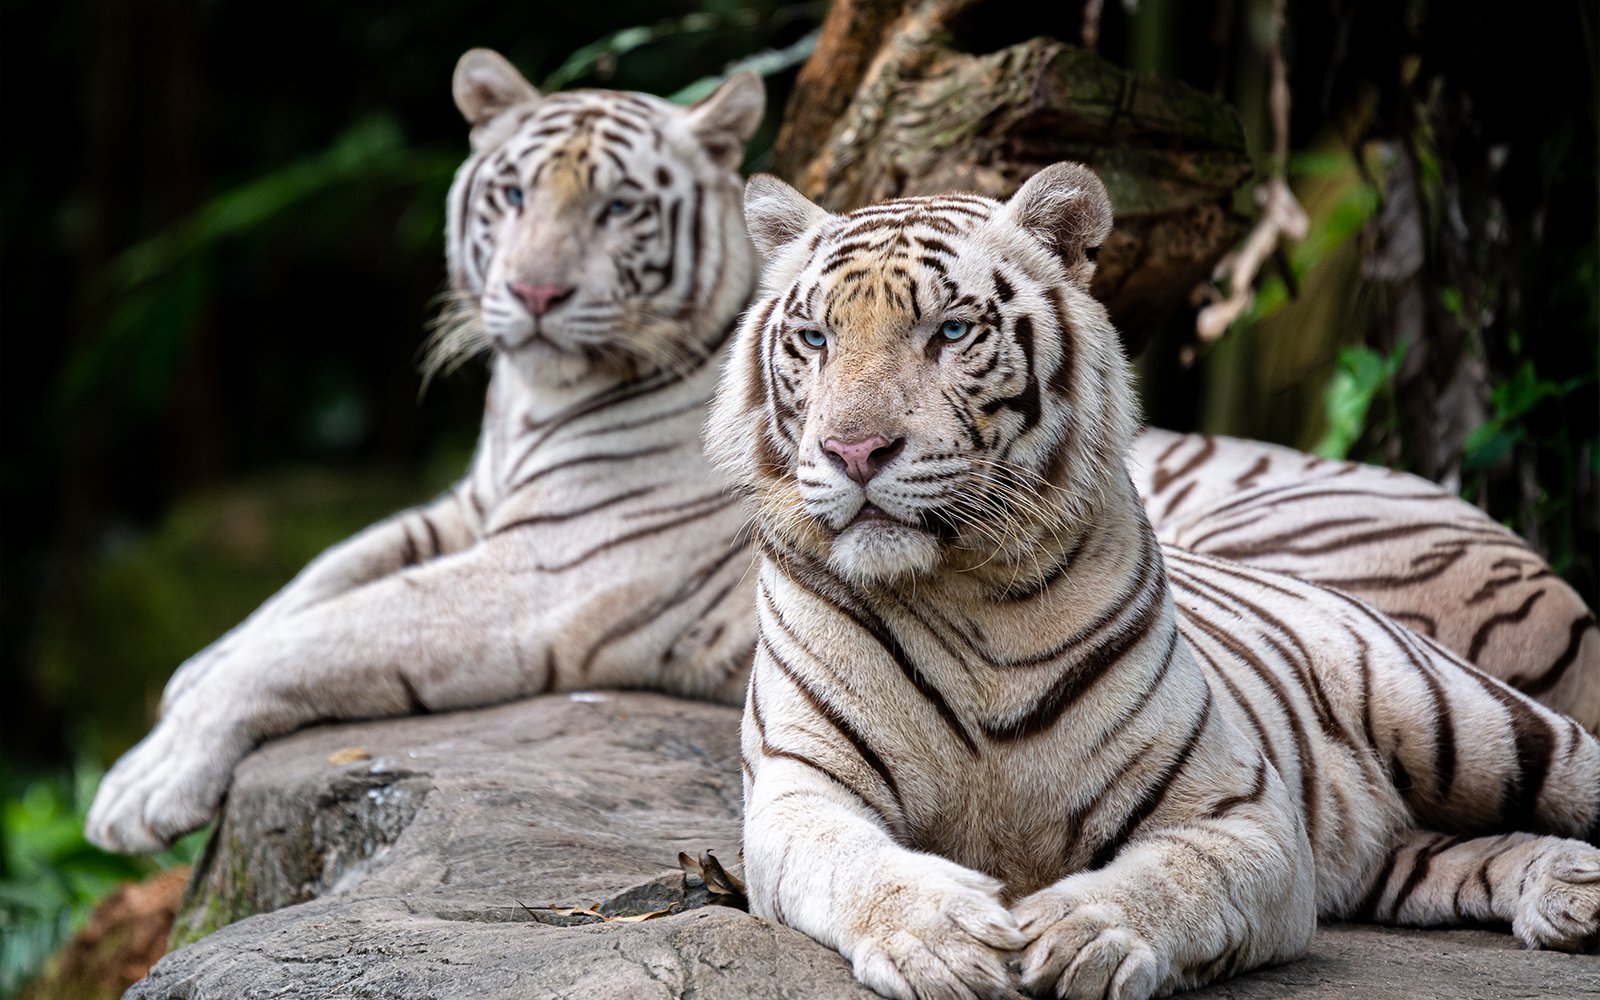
1352 829 1600 952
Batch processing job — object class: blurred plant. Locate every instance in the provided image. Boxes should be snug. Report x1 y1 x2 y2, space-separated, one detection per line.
1462 362 1591 474
1193 0 1309 347
0 764 206 996
1314 340 1408 459
35 469 446 768
1205 5 1596 603
58 116 460 417
1189 141 1383 447
1461 360 1596 572
1211 148 1381 336
669 24 820 105
1326 73 1594 587
543 4 822 95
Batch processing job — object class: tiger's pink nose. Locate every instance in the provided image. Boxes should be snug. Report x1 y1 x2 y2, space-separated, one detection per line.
822 435 905 485
508 282 574 317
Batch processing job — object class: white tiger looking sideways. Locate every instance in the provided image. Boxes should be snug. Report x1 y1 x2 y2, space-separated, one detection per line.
85 50 767 853
712 164 1600 1000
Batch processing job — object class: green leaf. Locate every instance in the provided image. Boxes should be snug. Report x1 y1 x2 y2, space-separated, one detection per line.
1289 179 1380 277
1490 360 1572 422
670 27 820 104
541 9 756 92
1314 343 1407 459
1288 150 1352 176
56 114 452 415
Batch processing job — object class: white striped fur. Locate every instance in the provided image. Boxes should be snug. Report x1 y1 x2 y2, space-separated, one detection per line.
1130 429 1600 732
86 51 766 853
712 165 1600 1000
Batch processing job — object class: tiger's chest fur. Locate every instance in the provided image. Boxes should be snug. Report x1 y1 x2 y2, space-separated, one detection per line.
753 496 1154 894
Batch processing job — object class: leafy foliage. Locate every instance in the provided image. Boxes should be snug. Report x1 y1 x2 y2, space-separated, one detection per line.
1463 362 1592 473
60 117 460 416
34 469 445 766
1315 342 1408 460
0 766 206 996
1206 1 1597 601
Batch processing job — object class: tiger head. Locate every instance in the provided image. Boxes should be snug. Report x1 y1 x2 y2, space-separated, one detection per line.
431 49 765 386
706 163 1138 586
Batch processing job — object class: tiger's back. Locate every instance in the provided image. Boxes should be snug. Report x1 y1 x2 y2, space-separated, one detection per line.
1132 428 1600 731
1167 546 1600 905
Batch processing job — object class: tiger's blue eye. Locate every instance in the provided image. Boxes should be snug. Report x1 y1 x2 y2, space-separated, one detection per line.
800 329 827 348
940 319 971 341
606 199 633 217
504 186 524 207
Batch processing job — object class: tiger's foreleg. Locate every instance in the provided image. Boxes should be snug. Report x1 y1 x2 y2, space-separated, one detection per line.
1012 751 1317 1000
742 768 1026 1000
741 675 1024 1000
85 527 620 854
1350 829 1600 952
158 482 485 711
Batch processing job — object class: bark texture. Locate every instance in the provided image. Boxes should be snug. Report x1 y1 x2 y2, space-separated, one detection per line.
772 0 1254 355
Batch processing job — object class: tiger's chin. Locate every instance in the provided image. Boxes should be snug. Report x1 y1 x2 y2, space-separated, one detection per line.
827 520 942 586
491 325 624 386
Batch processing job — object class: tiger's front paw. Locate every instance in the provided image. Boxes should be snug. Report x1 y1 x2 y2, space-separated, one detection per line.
84 711 250 854
1514 841 1600 952
1013 888 1162 1000
847 855 1025 1000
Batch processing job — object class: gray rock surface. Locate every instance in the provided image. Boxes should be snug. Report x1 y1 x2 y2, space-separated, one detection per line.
131 692 1598 999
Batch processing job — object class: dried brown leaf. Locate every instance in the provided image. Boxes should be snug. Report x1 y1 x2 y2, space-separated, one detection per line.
698 850 747 897
680 849 749 909
606 908 675 923
327 747 370 765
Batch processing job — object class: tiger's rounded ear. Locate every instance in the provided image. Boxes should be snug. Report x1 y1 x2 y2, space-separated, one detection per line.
744 174 828 258
1001 162 1113 287
687 71 766 169
453 49 540 130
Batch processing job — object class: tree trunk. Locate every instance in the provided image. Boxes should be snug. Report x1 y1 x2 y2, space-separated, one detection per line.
771 0 1253 355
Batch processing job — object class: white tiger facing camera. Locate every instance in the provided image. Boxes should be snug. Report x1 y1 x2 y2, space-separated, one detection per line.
710 165 1600 1000
85 49 768 855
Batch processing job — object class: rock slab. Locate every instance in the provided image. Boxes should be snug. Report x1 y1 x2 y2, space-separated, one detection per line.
133 693 1598 998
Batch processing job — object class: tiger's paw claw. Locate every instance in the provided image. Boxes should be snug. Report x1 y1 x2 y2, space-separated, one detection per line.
1014 891 1161 1000
1514 842 1600 953
847 857 1024 1000
84 715 243 854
